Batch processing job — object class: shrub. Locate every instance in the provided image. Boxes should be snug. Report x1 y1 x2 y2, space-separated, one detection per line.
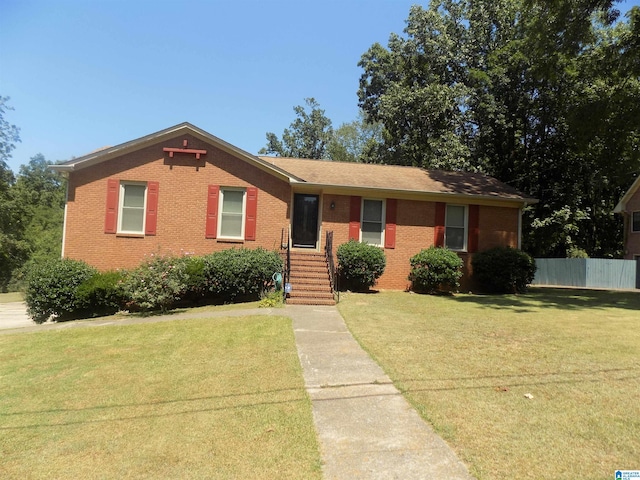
472 247 536 293
76 270 127 317
121 255 189 312
202 248 283 302
336 240 386 291
408 247 463 294
25 258 97 323
178 255 207 303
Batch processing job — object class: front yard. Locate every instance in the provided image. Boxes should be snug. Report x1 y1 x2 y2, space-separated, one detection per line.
338 288 640 480
0 315 321 479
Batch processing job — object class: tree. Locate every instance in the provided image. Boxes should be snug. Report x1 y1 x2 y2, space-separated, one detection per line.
0 96 25 291
259 98 333 159
357 0 640 258
327 111 384 163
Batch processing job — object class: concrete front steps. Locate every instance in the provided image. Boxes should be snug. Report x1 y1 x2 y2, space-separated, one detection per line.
286 251 336 306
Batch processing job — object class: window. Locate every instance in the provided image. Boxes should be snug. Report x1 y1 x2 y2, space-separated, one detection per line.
219 188 246 239
118 182 147 234
445 204 467 251
633 211 640 232
361 199 384 246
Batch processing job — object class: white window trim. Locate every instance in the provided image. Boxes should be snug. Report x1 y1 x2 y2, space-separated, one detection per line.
360 198 386 247
217 187 246 240
632 211 640 233
444 204 468 252
117 181 147 235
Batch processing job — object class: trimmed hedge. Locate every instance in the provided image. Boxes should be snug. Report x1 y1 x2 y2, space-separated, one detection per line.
25 258 97 323
202 248 282 302
336 240 386 291
76 270 127 317
472 247 536 293
408 247 463 294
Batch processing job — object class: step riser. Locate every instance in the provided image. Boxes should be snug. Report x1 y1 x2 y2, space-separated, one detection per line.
284 250 334 305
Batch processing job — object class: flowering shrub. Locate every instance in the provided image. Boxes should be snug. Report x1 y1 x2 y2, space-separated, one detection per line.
121 255 189 312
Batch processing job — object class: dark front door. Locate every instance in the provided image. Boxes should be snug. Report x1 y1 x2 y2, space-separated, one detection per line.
292 194 319 248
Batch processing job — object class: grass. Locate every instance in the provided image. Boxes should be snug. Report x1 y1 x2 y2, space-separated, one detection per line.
0 315 321 479
0 292 23 303
337 288 640 480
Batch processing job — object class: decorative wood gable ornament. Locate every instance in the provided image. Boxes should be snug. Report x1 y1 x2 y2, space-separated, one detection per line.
163 139 207 160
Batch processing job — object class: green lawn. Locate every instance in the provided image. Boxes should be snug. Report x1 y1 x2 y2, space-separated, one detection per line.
0 316 321 479
338 288 640 480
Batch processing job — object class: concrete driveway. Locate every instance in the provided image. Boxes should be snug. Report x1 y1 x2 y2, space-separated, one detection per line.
0 302 34 330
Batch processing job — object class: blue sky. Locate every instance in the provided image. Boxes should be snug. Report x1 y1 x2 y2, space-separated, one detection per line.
1 0 639 173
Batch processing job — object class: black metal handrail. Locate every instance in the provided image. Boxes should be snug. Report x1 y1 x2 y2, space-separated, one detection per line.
281 227 291 302
325 230 339 303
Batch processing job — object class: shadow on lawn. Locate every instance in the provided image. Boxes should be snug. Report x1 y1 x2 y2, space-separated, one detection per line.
454 287 640 312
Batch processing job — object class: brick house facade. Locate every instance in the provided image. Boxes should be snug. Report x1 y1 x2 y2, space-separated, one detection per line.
52 123 536 291
614 176 640 261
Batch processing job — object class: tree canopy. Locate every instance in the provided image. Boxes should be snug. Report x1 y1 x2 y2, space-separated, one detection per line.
357 0 640 257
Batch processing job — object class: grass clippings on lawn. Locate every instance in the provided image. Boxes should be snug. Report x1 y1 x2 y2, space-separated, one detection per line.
338 288 640 480
0 315 321 479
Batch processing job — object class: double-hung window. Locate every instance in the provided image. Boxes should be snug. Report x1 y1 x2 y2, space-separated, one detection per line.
445 204 467 251
361 199 385 246
219 188 246 239
633 211 640 232
118 182 147 234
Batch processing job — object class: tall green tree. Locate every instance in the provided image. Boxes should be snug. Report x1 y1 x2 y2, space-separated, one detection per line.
0 96 26 291
357 0 640 257
327 111 384 163
259 98 333 159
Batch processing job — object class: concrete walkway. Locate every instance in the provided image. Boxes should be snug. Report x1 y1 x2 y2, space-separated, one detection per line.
288 305 473 479
1 302 473 478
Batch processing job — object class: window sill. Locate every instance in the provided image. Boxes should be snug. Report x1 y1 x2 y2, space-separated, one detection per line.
116 233 145 238
217 238 244 244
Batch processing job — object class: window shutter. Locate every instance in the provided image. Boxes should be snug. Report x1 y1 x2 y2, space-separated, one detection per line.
468 204 479 253
145 181 159 236
385 199 397 249
434 202 446 247
105 179 119 234
245 187 258 241
349 196 362 240
206 185 220 239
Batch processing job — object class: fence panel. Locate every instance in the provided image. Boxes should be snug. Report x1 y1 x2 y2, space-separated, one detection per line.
533 258 637 290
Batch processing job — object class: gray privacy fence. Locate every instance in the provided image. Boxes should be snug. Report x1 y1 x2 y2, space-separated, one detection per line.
533 258 639 289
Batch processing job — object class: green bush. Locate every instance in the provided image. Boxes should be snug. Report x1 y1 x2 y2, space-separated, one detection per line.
177 255 207 303
25 258 97 323
121 254 189 312
472 247 536 293
408 247 463 294
202 248 283 302
76 270 127 317
336 240 386 291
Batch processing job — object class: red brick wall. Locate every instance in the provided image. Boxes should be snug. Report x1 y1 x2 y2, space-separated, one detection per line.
64 134 291 270
318 195 520 290
624 190 640 259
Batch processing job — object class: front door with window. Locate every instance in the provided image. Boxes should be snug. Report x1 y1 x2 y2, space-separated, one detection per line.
292 194 319 248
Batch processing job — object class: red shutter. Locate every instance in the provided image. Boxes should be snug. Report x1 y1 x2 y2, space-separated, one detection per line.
205 185 220 239
349 196 362 240
434 202 446 247
385 199 397 249
104 179 119 234
145 181 159 236
468 204 479 253
245 187 258 241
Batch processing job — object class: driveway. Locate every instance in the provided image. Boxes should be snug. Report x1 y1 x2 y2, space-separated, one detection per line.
0 302 34 330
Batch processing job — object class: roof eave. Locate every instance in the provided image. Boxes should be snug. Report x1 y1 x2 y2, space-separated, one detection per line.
291 180 537 206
